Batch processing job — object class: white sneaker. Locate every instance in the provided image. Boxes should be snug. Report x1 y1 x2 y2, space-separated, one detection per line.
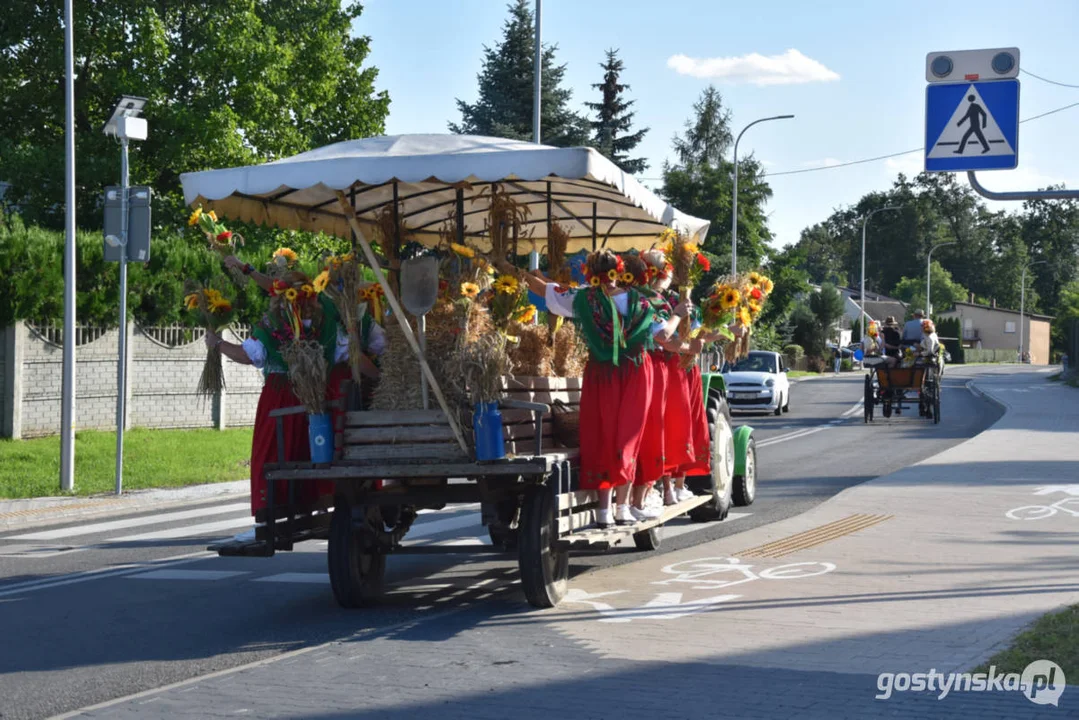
674 486 696 503
596 507 615 528
630 504 662 521
663 490 678 506
644 489 663 510
614 503 636 525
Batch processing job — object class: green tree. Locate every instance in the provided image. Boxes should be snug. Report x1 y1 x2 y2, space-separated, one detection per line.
585 49 647 173
451 0 588 146
661 87 773 271
0 1 390 231
788 302 820 356
891 261 970 316
1053 280 1079 352
810 283 847 346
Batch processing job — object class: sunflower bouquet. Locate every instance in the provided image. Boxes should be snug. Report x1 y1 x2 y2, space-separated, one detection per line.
183 280 236 400
188 205 246 284
489 273 529 330
264 273 331 414
321 252 368 388
704 271 775 362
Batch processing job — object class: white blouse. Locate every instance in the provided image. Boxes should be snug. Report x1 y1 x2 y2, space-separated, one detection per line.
241 324 386 370
544 285 667 336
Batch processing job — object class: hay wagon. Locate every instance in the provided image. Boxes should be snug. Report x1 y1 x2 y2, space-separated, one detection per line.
183 134 755 608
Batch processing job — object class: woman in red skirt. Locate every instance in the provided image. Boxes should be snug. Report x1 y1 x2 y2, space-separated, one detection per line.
510 250 687 527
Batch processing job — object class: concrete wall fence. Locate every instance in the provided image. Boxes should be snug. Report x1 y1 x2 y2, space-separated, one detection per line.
1 321 264 439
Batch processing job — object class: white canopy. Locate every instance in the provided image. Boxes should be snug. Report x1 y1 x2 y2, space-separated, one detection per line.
179 134 710 254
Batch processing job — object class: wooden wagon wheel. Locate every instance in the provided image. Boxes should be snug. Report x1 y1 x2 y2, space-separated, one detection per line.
518 481 569 608
328 498 386 608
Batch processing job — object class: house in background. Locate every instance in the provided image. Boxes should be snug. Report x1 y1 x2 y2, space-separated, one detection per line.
939 300 1053 364
836 287 909 337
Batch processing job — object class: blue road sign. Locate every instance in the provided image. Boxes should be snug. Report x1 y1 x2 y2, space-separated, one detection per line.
925 79 1019 172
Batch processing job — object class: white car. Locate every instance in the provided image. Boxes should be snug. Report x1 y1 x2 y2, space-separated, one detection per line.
722 350 791 416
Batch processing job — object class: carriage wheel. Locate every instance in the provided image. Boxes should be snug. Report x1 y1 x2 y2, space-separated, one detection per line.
883 400 892 418
633 525 663 550
328 499 386 609
518 483 569 608
688 409 734 523
863 375 874 423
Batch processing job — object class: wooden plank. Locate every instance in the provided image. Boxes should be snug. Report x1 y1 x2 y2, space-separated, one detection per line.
345 409 449 427
266 459 552 481
555 495 710 539
504 422 552 441
342 443 470 462
501 376 583 391
503 390 581 405
557 490 598 511
344 426 456 444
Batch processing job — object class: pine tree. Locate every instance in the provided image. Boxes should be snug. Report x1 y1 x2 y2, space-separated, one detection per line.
450 0 589 146
585 49 648 174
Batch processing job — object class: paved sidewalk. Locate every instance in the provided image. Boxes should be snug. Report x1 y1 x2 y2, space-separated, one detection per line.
58 368 1077 719
0 481 248 530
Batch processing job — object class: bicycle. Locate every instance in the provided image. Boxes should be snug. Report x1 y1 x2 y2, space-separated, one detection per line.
1006 497 1079 521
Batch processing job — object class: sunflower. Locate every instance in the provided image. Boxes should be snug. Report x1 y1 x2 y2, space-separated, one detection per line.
748 271 764 287
747 297 763 315
183 293 199 310
589 276 602 287
737 306 752 326
493 275 520 295
301 284 315 297
759 276 774 294
273 247 298 266
207 211 218 222
187 207 203 227
449 242 475 258
718 286 742 311
284 288 299 302
607 268 618 281
313 270 330 293
209 298 232 314
620 272 635 285
461 282 480 298
515 305 537 323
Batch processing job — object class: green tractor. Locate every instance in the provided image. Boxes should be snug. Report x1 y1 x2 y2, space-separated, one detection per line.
683 370 757 522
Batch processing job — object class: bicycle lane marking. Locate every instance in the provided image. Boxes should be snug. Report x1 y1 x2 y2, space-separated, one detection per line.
561 556 837 623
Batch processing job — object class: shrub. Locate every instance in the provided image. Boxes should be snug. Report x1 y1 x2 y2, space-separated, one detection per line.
782 344 805 363
840 358 853 372
805 355 827 373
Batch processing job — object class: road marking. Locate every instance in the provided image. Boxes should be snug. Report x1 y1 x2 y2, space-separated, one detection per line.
757 399 863 448
253 573 328 585
107 516 253 544
4 503 251 541
0 550 214 598
132 569 248 581
402 512 485 544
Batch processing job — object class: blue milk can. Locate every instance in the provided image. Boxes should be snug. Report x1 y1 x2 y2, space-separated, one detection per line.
472 402 506 461
308 412 335 463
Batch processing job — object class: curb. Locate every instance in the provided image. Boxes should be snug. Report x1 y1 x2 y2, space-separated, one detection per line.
964 378 1011 413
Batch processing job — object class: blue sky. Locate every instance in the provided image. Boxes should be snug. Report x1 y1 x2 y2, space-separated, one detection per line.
356 0 1079 248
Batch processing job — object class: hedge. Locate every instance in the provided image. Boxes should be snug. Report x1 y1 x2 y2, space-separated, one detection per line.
0 215 343 328
963 348 1018 363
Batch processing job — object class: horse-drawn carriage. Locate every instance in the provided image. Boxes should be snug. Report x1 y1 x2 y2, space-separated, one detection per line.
863 356 942 424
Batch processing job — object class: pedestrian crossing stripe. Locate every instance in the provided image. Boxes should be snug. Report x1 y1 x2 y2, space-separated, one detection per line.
927 85 1014 159
924 79 1019 172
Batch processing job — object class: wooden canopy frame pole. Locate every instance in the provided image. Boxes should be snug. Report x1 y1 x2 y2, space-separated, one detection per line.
335 190 470 454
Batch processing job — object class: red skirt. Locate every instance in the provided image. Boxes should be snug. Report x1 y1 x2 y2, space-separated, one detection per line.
680 365 712 476
579 354 653 491
635 350 669 486
250 374 310 516
663 354 695 476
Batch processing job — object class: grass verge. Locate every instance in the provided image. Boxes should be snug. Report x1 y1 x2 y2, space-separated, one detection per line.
787 370 822 379
0 428 252 499
975 604 1079 679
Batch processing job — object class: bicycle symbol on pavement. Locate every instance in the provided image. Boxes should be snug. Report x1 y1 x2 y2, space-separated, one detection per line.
562 556 836 623
1006 497 1079 521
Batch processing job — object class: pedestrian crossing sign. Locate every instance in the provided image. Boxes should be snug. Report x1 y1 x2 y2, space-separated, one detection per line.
925 79 1019 172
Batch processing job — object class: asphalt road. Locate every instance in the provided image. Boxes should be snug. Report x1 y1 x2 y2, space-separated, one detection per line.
0 369 1004 720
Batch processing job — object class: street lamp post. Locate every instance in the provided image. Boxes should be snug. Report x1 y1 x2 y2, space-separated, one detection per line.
926 241 956 316
859 206 902 340
1019 260 1047 363
731 114 794 275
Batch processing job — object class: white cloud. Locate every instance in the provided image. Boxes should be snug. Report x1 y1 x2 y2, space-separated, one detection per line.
666 49 840 86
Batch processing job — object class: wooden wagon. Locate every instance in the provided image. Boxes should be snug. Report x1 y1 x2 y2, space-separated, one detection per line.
863 357 941 424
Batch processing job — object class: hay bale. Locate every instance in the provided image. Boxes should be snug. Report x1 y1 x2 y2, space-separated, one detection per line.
507 322 552 377
552 321 588 378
